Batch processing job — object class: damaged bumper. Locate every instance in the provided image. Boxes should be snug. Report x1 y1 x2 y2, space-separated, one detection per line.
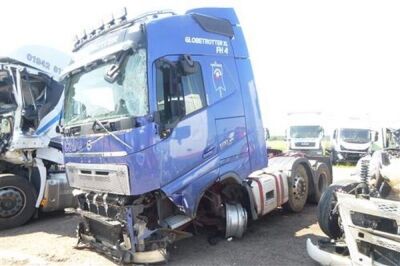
73 190 192 264
306 238 352 266
76 209 168 264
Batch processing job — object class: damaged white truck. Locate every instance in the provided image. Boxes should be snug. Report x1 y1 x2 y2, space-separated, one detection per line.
0 46 75 229
308 128 400 265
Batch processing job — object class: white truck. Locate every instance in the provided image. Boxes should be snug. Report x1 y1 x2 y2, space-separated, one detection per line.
307 130 400 265
0 46 75 230
286 112 325 155
329 125 377 164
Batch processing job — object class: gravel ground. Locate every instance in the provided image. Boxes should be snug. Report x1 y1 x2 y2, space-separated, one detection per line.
0 166 354 266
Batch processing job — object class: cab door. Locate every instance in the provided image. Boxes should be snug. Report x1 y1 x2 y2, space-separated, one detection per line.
152 55 217 186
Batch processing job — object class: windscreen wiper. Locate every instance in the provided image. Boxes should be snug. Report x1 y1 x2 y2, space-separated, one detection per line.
92 119 133 150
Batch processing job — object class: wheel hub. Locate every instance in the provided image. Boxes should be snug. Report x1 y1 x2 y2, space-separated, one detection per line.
292 175 306 199
0 187 25 218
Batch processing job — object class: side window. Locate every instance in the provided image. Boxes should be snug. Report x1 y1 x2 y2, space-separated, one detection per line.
181 63 206 115
156 57 206 126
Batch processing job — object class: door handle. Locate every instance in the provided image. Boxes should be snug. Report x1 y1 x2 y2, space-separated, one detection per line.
203 145 216 159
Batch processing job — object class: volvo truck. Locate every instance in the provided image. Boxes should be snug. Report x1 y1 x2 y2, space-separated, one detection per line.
0 46 75 230
59 8 332 263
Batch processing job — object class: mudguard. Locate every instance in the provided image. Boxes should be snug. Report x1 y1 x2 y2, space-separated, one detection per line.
267 156 313 180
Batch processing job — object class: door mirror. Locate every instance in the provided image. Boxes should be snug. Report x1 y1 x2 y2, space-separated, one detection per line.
179 55 197 75
104 49 131 83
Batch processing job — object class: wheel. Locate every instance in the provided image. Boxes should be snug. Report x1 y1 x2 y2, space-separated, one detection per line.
0 174 37 230
283 164 309 212
225 203 247 238
317 185 342 239
310 163 332 203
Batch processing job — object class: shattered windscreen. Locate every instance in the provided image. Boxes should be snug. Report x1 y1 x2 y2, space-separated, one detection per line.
63 48 148 126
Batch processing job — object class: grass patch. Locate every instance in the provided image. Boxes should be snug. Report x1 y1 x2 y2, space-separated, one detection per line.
267 140 288 151
334 162 356 168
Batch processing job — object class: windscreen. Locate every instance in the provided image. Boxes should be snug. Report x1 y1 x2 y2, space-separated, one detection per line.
340 128 370 144
63 48 148 126
290 126 321 138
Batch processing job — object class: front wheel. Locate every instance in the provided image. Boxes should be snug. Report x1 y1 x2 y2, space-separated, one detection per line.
0 174 37 230
283 164 309 212
225 203 247 239
317 185 342 239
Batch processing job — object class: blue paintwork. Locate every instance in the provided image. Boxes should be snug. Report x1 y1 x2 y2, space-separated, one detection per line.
63 7 268 217
35 112 61 135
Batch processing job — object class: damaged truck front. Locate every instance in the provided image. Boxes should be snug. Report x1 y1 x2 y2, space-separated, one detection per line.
0 46 75 229
308 128 400 266
59 7 332 264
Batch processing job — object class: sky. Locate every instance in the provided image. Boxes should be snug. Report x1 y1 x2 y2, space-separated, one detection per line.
2 0 400 135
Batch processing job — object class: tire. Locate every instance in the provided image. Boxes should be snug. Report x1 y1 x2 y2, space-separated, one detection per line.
283 164 309 212
310 163 332 204
317 185 342 239
0 174 37 230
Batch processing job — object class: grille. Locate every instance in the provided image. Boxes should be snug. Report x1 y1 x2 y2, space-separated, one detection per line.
378 203 400 215
295 142 315 147
66 163 130 195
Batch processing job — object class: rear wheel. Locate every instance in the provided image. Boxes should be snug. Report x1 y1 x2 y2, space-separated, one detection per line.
317 185 342 239
0 174 37 230
283 164 309 212
310 163 332 203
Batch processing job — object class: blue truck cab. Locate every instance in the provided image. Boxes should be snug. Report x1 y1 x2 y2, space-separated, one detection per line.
60 7 330 263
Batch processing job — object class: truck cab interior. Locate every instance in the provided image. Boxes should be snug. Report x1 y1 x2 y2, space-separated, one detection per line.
20 72 63 134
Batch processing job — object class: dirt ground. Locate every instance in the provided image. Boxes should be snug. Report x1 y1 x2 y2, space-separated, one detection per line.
0 166 354 266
